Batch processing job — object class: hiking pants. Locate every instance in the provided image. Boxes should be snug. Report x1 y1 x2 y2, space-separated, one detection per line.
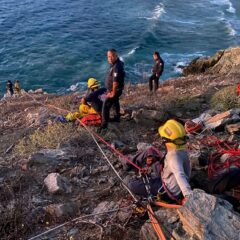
101 91 122 128
125 176 162 197
149 74 159 92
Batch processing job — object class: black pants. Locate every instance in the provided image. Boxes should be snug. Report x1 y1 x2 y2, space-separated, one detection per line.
126 177 162 197
149 74 159 92
101 91 122 128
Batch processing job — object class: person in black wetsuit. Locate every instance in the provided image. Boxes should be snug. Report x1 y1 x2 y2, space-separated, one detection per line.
149 51 164 92
101 49 125 129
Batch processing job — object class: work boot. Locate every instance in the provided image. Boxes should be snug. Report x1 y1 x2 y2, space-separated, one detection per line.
97 125 107 134
109 116 120 123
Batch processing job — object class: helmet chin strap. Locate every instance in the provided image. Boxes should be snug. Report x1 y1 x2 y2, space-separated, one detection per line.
161 136 187 146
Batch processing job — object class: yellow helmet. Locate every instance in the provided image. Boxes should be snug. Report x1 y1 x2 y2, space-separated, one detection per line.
87 78 100 89
159 119 186 149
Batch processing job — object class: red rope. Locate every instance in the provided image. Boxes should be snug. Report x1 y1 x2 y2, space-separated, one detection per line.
91 131 143 172
201 136 240 178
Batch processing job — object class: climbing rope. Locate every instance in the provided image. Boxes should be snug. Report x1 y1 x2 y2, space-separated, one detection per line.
28 207 131 240
24 92 182 239
200 136 240 178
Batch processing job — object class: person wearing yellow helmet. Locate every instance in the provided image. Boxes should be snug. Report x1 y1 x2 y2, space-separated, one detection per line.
81 78 107 115
158 119 192 202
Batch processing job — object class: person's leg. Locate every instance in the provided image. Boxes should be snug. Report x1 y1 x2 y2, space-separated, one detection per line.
149 75 154 92
112 91 122 121
154 77 159 92
101 98 114 128
127 177 162 197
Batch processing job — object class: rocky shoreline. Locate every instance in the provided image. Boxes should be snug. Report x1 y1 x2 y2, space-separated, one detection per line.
0 47 240 240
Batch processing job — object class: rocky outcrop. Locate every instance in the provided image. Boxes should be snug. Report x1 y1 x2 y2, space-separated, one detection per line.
141 189 240 240
183 47 240 76
131 109 169 127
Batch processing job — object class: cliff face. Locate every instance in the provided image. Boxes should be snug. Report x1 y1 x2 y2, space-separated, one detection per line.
0 47 240 240
183 47 240 76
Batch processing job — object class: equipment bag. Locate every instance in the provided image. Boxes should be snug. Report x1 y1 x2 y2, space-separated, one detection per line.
80 114 101 126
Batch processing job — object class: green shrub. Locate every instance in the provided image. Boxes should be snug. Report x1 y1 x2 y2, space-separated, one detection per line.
210 86 240 111
14 123 88 157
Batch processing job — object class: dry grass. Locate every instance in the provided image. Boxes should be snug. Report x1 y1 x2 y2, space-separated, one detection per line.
47 94 80 114
210 85 240 111
14 123 88 157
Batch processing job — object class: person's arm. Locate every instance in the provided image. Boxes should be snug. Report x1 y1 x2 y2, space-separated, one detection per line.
168 155 192 197
155 60 163 77
81 92 93 106
107 63 123 98
107 82 118 98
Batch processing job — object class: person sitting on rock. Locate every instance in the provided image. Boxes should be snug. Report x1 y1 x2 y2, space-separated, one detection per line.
81 78 107 115
65 78 107 122
6 80 14 96
123 119 192 203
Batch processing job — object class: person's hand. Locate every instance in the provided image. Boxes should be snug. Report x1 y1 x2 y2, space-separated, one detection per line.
107 92 114 98
146 156 153 166
141 167 151 175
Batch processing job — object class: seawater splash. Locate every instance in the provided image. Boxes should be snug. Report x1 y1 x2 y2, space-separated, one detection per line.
138 3 165 20
227 2 236 14
151 3 166 20
67 82 85 92
127 46 139 56
226 22 237 36
174 62 186 74
211 0 236 14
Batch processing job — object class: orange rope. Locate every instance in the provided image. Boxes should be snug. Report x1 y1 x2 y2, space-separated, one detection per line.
154 201 182 209
147 204 166 240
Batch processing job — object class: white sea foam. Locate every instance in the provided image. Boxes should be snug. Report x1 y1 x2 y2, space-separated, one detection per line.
67 82 84 92
127 46 139 56
226 22 237 36
211 0 236 14
174 61 186 74
227 2 236 14
211 0 231 5
139 3 165 20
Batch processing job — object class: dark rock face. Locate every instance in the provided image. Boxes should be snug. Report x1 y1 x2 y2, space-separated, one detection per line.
183 47 240 76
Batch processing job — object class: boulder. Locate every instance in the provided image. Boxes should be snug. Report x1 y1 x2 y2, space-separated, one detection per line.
141 190 240 240
92 201 116 223
183 47 240 76
28 148 76 167
26 107 50 126
140 207 190 240
178 189 240 240
92 201 132 224
131 109 168 127
202 109 240 130
44 173 72 194
44 202 78 218
34 88 44 94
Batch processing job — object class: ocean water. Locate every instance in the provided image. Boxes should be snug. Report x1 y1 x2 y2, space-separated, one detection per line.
0 0 240 94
